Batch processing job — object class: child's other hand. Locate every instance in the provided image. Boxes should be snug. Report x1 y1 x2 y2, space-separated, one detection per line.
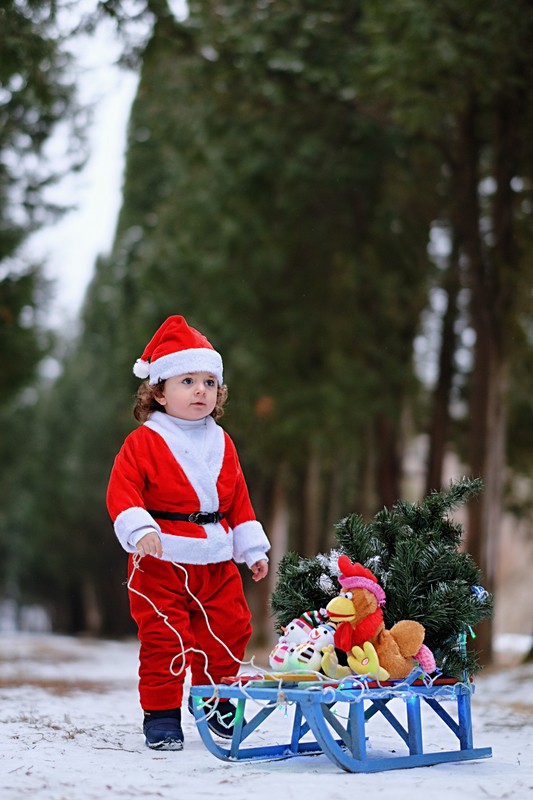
250 560 268 582
136 531 162 558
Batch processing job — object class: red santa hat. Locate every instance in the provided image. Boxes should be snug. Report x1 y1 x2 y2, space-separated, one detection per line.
132 315 223 385
337 555 387 607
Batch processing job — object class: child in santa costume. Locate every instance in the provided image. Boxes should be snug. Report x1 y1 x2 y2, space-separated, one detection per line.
106 315 270 750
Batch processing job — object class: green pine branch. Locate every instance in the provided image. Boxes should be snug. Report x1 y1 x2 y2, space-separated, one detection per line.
271 477 492 678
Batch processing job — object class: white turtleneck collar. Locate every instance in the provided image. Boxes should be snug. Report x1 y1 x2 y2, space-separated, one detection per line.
158 412 208 448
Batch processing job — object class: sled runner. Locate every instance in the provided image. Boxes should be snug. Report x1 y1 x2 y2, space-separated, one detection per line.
189 672 492 773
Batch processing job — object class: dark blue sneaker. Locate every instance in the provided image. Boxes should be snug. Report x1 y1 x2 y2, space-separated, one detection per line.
143 709 184 750
188 695 245 739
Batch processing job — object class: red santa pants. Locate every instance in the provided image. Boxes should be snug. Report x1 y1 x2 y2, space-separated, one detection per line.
127 556 252 711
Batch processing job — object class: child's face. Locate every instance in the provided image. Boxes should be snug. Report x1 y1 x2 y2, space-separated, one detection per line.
156 372 218 420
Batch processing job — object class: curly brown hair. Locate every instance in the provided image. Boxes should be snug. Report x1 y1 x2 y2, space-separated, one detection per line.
133 379 228 423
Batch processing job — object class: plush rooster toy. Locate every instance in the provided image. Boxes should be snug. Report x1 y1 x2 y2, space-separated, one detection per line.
321 556 436 681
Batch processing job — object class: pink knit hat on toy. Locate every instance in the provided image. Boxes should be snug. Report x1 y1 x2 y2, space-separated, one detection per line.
133 315 223 385
337 555 387 607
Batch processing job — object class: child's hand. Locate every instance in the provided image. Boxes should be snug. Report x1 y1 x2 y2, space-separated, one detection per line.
136 531 162 559
250 560 268 582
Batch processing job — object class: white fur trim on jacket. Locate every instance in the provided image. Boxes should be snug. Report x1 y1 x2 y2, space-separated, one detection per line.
232 520 270 568
114 506 162 553
159 525 234 564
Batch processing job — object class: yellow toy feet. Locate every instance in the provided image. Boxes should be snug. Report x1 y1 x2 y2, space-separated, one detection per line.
347 641 390 681
320 644 351 680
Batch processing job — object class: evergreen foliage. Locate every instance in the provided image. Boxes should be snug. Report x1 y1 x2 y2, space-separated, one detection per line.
0 1 79 595
271 478 492 677
0 0 76 254
0 269 50 403
4 0 533 640
0 0 76 411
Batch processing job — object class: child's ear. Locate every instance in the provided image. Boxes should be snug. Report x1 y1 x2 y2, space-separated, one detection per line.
154 390 166 407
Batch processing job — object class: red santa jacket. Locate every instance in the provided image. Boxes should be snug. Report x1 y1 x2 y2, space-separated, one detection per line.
106 411 270 567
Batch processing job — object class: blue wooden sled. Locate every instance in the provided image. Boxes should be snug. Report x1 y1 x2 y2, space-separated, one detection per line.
190 674 492 773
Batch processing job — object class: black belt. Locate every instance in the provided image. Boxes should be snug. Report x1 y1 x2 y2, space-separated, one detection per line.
147 510 224 525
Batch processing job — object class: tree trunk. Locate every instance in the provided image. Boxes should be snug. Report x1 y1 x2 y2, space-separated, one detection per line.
360 425 377 519
450 96 495 663
323 456 345 550
425 244 460 494
81 576 103 635
375 413 401 509
256 463 290 645
303 446 322 557
466 341 508 663
456 87 521 665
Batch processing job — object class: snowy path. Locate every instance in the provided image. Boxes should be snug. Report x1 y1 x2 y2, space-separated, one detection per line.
1 633 532 799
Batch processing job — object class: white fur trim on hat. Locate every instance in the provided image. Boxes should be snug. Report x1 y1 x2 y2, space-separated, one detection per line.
148 348 223 385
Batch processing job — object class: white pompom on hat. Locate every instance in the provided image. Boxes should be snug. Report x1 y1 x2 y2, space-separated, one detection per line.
133 315 223 385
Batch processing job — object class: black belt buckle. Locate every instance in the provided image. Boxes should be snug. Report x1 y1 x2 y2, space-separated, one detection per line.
188 511 210 524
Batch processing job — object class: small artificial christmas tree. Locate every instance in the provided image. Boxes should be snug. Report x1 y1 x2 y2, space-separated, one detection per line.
271 477 493 678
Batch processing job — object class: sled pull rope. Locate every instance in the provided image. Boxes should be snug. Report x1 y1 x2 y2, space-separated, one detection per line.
128 554 267 721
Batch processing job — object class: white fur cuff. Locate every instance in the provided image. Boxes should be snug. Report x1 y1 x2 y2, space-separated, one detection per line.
114 507 161 553
232 520 271 567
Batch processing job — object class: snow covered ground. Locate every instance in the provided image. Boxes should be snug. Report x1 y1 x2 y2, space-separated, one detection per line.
1 633 532 800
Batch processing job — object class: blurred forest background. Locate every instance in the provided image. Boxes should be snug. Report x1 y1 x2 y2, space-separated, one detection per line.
2 0 533 665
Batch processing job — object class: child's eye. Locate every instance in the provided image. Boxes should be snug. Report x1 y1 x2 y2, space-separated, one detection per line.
182 377 193 385
206 379 215 387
